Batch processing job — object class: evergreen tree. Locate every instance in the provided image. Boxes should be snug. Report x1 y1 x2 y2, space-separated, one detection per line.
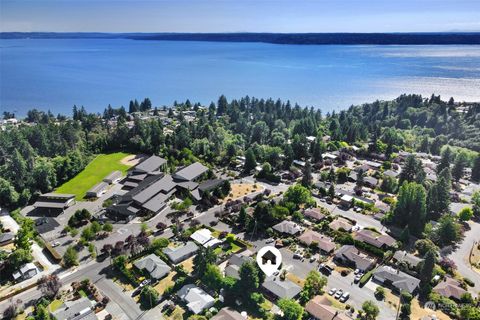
392 182 427 236
399 155 425 185
301 160 313 188
452 151 469 181
244 148 257 173
427 168 451 220
437 147 453 173
419 250 436 298
472 154 480 182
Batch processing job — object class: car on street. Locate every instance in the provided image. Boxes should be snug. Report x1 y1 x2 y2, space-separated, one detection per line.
293 253 302 259
354 274 362 283
354 268 361 275
310 257 317 263
266 238 275 243
328 288 337 296
334 289 344 299
339 292 350 302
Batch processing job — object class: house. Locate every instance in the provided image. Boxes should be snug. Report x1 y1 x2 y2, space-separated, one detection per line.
33 193 75 215
303 208 326 221
272 221 304 235
12 262 39 282
132 155 167 174
103 170 123 184
364 176 378 188
354 229 396 249
51 297 97 320
339 195 353 208
329 217 353 232
133 253 171 280
433 277 467 301
372 266 421 294
392 251 422 269
334 245 375 272
305 295 351 320
383 170 399 178
323 153 338 161
365 160 382 170
262 277 302 300
173 162 209 182
211 308 245 320
293 160 306 167
163 242 199 264
190 229 222 248
177 284 215 314
224 253 253 279
86 182 109 198
299 230 336 254
0 232 14 246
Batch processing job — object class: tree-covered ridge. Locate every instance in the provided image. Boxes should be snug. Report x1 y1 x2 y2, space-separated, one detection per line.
1 94 479 210
337 94 480 152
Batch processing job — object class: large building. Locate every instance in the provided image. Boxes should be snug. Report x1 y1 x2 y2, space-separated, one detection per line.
107 159 222 221
32 193 75 215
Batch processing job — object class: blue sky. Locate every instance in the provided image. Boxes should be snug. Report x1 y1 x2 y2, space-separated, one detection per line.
1 0 479 33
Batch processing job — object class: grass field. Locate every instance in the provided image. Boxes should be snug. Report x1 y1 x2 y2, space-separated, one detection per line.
56 152 133 200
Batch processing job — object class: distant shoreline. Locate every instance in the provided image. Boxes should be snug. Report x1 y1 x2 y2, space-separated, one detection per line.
2 32 480 45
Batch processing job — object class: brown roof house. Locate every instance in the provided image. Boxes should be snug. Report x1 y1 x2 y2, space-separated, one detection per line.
334 245 376 272
299 230 336 254
433 277 467 301
354 229 396 249
304 208 326 222
329 217 354 232
212 308 246 320
305 295 351 320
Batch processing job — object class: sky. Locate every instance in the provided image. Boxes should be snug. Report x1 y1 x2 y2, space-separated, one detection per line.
1 0 480 33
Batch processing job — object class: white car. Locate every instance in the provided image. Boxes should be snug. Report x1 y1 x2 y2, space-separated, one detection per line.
354 268 361 275
51 241 60 247
339 292 350 302
266 238 275 244
328 288 337 296
334 289 343 299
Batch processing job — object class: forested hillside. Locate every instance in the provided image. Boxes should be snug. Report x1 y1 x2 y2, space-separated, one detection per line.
1 94 479 209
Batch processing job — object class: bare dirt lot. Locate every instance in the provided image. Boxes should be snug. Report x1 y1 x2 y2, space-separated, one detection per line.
121 154 146 167
223 183 263 202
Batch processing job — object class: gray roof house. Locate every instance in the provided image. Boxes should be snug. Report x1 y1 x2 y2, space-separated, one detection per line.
86 182 109 198
33 193 76 214
224 253 253 279
173 162 209 181
262 277 302 300
272 221 304 235
303 208 326 221
12 262 39 282
133 253 171 280
299 230 336 253
163 242 199 264
334 245 376 272
51 297 97 320
132 155 167 174
177 284 215 314
211 308 245 320
0 232 14 245
392 251 423 269
372 266 421 294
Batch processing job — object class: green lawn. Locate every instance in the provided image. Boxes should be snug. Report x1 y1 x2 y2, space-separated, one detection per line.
49 299 64 312
56 152 133 200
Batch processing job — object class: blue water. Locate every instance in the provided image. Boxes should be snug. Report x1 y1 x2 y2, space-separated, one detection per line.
1 39 480 116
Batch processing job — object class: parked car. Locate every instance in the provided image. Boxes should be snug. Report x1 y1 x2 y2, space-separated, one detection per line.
51 241 60 247
310 257 317 263
319 263 333 275
354 269 361 275
328 288 337 296
266 238 275 244
354 274 362 283
339 292 350 302
334 289 344 299
293 253 302 260
139 279 151 288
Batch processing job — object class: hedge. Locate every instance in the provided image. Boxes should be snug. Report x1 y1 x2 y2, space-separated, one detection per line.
359 270 373 287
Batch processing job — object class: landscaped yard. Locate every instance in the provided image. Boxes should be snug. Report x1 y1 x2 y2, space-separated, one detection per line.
222 183 263 202
56 152 133 200
154 271 177 295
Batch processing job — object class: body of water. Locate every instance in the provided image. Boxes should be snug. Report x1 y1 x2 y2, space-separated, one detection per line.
1 39 479 116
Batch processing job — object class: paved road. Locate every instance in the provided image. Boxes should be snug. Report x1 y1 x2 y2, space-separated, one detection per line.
0 259 143 320
318 201 386 231
446 220 480 291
